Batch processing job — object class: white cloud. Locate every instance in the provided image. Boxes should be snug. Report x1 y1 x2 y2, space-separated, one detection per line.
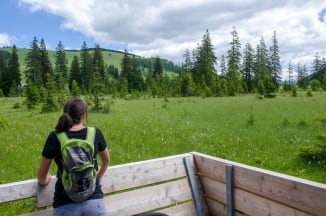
0 33 16 47
18 0 326 76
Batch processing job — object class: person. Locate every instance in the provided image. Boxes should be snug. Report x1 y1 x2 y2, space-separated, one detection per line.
37 98 110 216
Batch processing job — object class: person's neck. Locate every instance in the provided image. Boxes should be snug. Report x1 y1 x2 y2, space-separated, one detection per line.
69 123 85 131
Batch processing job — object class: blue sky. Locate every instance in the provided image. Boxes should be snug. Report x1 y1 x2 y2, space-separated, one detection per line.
0 0 122 50
1 0 326 79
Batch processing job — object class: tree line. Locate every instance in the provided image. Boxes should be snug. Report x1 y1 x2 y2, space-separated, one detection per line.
0 27 326 111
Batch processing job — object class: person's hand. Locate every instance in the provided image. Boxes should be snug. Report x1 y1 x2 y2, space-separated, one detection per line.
38 173 52 186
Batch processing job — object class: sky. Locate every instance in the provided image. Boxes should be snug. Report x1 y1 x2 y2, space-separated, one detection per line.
1 0 326 78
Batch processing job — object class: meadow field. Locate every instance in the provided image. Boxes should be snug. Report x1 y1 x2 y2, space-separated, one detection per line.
0 92 326 214
1 92 326 182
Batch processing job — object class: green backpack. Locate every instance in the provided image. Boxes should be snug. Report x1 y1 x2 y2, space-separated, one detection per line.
56 127 97 202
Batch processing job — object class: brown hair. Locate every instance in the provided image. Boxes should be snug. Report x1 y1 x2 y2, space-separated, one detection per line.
55 98 88 132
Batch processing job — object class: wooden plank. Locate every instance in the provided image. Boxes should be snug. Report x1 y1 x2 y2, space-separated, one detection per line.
206 198 227 216
160 201 198 216
37 177 56 208
100 153 192 194
104 178 193 216
201 176 313 216
193 152 326 215
206 198 248 216
36 153 192 207
0 179 38 203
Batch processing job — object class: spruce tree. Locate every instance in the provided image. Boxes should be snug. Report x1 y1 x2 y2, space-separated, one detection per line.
92 69 104 111
0 54 9 96
80 41 92 92
55 41 68 90
42 72 59 113
220 55 227 77
312 52 321 74
71 80 81 97
297 63 308 89
227 26 241 96
153 56 163 81
108 64 119 79
25 81 40 109
191 47 200 84
242 42 255 93
25 37 42 86
93 44 105 80
120 50 132 92
269 31 282 89
131 55 144 91
39 38 53 88
7 45 21 86
182 48 192 73
0 54 5 95
197 30 217 91
69 56 81 90
287 61 294 87
145 62 153 91
255 36 270 91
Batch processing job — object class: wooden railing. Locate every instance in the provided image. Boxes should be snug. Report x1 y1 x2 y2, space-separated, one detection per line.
0 152 325 216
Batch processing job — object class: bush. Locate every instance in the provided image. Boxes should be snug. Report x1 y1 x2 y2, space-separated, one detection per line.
0 116 9 129
298 142 326 164
298 116 326 164
12 102 21 109
246 113 255 127
291 85 298 97
264 93 277 98
306 88 313 97
310 79 321 91
281 118 291 127
297 119 308 128
102 99 111 114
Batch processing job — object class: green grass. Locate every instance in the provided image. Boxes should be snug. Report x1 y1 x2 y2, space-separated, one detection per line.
0 93 326 214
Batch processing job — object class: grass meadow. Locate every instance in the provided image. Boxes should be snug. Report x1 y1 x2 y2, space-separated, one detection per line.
0 92 326 214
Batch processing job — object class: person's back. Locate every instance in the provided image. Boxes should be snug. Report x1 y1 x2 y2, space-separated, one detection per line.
37 98 110 215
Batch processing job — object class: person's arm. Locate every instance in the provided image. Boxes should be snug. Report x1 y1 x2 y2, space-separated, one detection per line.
97 147 110 178
37 156 52 186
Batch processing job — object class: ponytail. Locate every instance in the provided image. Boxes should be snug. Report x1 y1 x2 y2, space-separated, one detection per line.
55 113 74 132
55 98 88 132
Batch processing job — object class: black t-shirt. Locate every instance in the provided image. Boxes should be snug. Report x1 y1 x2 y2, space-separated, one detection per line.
42 127 107 208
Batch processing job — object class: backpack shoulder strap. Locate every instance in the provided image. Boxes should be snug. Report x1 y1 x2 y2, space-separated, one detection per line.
57 131 69 145
86 127 96 144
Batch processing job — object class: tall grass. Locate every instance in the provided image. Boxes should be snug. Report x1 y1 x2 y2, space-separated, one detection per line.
1 93 326 183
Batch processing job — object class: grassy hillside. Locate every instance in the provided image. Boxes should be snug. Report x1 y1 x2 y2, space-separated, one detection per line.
0 47 179 83
0 47 124 75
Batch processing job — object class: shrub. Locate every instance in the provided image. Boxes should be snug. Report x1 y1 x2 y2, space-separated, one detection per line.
291 85 298 97
297 119 308 128
102 99 111 114
310 79 321 91
298 142 326 164
13 102 21 109
281 118 291 127
0 116 9 129
264 93 277 98
246 113 255 127
306 88 313 97
298 117 326 164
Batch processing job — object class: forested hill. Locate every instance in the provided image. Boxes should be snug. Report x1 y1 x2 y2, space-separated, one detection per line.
0 47 179 75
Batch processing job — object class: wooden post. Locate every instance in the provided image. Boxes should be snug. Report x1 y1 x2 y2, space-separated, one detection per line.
226 164 234 216
183 156 204 216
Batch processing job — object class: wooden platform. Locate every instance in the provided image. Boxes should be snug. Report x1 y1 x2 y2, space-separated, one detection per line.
0 152 325 215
